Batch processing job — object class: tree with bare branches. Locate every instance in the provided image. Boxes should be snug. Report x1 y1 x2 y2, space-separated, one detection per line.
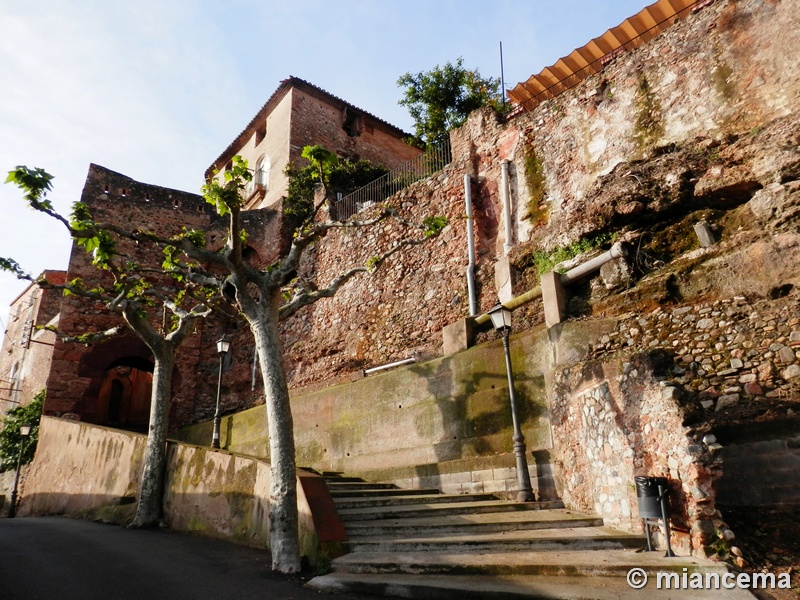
3 153 444 572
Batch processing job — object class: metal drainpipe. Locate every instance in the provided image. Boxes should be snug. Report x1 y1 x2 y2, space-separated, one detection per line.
501 161 513 255
559 241 628 285
464 174 478 316
473 241 628 326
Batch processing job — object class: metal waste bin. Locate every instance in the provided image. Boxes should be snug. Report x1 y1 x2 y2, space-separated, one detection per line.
635 476 669 519
635 475 675 557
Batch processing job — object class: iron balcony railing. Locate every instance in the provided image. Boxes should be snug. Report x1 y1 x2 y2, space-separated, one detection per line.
333 140 452 220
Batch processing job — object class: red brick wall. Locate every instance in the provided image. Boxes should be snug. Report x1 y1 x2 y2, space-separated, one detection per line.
289 88 421 169
43 164 285 430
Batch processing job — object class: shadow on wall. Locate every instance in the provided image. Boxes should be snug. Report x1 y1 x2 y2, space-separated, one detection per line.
17 416 339 567
407 335 547 485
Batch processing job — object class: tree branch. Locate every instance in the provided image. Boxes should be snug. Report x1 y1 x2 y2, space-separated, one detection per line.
278 234 430 319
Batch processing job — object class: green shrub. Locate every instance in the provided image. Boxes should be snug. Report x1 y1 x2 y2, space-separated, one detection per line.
0 389 44 471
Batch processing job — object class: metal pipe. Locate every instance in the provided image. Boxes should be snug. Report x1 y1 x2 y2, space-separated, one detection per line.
474 286 543 327
364 357 416 375
559 241 628 285
473 240 627 326
464 174 478 316
501 161 513 255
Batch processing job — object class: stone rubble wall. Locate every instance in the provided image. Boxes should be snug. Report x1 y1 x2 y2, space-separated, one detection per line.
589 295 800 425
550 356 724 556
279 0 800 389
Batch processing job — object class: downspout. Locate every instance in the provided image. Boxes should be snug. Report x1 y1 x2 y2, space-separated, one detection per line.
501 160 513 255
464 174 478 316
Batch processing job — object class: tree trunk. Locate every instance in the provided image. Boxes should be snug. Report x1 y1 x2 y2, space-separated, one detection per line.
247 298 301 573
131 346 175 527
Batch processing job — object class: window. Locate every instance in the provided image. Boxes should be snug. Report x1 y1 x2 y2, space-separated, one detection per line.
254 155 270 191
342 107 362 137
255 120 267 145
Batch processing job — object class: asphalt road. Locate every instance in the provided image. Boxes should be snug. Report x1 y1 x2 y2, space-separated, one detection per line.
0 516 381 600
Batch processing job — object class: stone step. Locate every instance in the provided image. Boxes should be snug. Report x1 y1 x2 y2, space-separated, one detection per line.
329 487 441 499
344 526 645 554
332 492 499 510
323 476 369 483
336 499 564 522
326 548 727 577
326 481 400 491
343 509 603 537
308 571 755 599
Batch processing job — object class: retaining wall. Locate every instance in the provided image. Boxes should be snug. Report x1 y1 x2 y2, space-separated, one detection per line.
16 416 333 564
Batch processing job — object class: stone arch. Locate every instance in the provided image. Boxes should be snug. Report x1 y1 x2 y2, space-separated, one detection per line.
75 335 181 430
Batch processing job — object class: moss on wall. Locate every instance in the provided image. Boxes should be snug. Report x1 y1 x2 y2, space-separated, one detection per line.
634 74 664 151
522 142 548 225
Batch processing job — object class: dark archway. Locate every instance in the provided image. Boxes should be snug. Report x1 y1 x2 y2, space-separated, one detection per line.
74 335 181 430
97 360 153 432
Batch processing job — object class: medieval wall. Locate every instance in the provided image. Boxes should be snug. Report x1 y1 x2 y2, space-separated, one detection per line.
42 164 287 430
277 0 799 390
0 272 64 412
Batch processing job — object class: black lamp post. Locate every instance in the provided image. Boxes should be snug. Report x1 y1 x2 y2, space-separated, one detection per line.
211 336 231 449
8 422 32 518
487 303 536 503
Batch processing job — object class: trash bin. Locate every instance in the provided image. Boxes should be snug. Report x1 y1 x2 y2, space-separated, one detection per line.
635 476 669 519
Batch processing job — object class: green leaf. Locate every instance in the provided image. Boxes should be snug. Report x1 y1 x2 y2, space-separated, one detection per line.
422 215 448 238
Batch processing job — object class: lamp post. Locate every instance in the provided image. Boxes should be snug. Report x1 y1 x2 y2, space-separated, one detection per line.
211 336 231 449
8 422 32 518
487 303 536 503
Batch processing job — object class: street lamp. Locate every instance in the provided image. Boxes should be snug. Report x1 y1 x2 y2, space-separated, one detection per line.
487 303 536 503
211 336 231 449
8 422 32 518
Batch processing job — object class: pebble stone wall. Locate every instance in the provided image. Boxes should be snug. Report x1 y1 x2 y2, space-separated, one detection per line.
589 294 800 422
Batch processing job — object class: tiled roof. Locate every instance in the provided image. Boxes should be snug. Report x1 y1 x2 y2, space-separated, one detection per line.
507 0 707 112
205 77 413 179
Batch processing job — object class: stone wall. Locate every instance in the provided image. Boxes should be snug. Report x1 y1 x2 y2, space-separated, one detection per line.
0 272 63 412
515 0 799 250
550 356 724 556
42 164 287 430
280 161 501 388
18 416 332 564
589 294 800 428
275 0 800 389
289 85 421 170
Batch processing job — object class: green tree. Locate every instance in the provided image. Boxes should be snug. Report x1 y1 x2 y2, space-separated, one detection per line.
0 389 44 471
397 57 505 145
3 166 227 528
5 155 445 574
284 147 388 230
191 154 445 572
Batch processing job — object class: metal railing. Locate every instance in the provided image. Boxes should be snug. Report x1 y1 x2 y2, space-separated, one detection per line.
333 140 452 220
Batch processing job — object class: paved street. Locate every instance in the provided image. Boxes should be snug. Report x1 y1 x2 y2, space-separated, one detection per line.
0 516 381 600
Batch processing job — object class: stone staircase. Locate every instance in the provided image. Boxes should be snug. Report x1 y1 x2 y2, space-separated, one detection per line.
307 473 747 599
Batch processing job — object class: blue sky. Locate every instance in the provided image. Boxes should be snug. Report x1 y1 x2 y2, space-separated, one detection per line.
0 0 648 325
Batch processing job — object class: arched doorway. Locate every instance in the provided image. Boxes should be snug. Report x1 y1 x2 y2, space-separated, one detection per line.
96 357 153 432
